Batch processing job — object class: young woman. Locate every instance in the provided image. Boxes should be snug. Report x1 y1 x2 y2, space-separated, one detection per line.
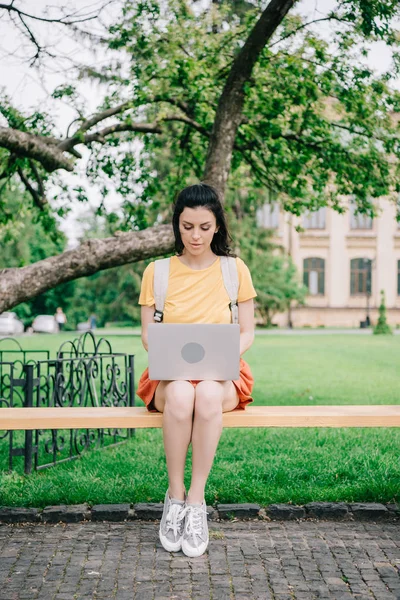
137 182 256 558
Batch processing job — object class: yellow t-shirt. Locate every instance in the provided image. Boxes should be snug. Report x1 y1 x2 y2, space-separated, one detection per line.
138 255 257 324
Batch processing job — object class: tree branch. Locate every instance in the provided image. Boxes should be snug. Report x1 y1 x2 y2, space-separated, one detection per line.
0 127 74 172
59 121 164 151
0 224 175 313
162 115 210 137
74 101 132 135
0 108 208 174
151 95 191 115
330 122 383 140
60 114 208 151
0 2 110 63
268 15 351 49
17 12 45 64
0 3 102 25
29 160 46 199
17 166 47 209
83 122 164 144
0 153 17 180
70 96 192 139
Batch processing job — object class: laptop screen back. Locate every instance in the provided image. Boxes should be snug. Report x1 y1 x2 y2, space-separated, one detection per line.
148 323 240 381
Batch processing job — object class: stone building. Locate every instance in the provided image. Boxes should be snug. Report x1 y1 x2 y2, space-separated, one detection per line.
257 195 400 327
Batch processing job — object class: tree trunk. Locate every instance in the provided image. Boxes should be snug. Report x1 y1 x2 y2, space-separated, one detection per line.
203 0 296 196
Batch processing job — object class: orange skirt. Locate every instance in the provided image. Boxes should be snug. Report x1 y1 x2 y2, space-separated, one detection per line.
136 358 254 413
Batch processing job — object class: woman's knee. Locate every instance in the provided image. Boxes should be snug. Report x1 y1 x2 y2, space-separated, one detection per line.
194 381 224 419
164 381 195 420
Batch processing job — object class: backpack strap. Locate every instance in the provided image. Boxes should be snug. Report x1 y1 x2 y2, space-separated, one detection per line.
220 256 239 324
153 257 171 322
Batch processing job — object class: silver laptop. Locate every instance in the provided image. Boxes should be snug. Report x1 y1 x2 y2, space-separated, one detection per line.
148 323 240 381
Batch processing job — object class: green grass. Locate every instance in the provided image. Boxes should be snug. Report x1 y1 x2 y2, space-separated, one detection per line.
0 332 399 507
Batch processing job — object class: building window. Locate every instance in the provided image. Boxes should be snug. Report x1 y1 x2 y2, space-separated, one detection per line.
303 258 325 295
303 207 326 230
256 201 280 229
350 258 372 295
349 202 373 230
397 260 400 295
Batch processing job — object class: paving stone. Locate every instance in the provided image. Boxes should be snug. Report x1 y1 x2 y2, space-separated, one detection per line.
63 503 91 522
41 504 69 523
386 502 400 515
133 502 164 520
91 503 130 521
266 503 306 519
305 501 349 519
0 507 40 523
216 503 261 519
348 503 389 520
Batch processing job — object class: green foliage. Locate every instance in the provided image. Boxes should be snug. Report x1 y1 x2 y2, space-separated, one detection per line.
0 190 66 261
373 289 393 335
230 212 307 326
61 211 150 327
68 264 145 328
339 0 400 38
0 188 74 325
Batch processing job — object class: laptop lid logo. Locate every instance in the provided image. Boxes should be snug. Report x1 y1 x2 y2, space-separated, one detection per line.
181 343 205 364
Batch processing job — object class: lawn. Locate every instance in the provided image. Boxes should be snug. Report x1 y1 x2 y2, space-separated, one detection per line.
0 331 399 508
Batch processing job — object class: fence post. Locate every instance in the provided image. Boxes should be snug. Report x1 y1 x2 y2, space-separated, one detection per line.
128 355 135 438
128 355 135 407
23 364 34 474
54 352 64 407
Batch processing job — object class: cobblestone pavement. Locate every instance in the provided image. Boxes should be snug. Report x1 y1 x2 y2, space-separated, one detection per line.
0 520 399 600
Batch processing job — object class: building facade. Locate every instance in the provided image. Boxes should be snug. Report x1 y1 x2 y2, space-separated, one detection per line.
256 197 400 327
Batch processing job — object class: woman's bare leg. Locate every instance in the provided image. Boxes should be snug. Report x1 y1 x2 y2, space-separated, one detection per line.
154 380 195 501
186 380 239 505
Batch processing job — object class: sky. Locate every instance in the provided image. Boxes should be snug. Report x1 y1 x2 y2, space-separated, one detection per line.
0 0 398 247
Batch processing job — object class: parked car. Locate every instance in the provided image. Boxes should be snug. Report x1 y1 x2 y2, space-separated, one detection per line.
32 315 59 334
0 312 25 335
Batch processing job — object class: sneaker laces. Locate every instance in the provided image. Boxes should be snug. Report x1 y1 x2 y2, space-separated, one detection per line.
181 504 208 541
165 502 186 538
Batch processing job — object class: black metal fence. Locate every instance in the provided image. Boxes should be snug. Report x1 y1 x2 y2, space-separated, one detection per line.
0 332 135 474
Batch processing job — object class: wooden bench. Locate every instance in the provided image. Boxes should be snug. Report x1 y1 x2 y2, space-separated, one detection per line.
1 405 400 430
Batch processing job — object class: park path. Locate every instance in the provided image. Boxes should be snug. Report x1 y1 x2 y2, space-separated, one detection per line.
0 519 399 600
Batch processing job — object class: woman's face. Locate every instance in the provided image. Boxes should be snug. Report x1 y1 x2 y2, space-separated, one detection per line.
179 207 219 255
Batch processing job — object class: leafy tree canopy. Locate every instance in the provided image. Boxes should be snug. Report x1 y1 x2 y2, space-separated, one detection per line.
0 0 399 234
0 0 399 313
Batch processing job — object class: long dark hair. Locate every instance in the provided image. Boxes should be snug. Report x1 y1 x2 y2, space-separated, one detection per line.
172 183 235 256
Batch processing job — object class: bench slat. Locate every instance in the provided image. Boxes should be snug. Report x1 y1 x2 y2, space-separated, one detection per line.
1 405 400 430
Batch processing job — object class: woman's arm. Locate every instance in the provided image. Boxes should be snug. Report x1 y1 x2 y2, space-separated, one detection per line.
238 298 255 356
140 305 155 352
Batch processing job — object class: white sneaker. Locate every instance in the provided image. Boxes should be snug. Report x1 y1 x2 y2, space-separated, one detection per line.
159 489 186 552
181 500 209 557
